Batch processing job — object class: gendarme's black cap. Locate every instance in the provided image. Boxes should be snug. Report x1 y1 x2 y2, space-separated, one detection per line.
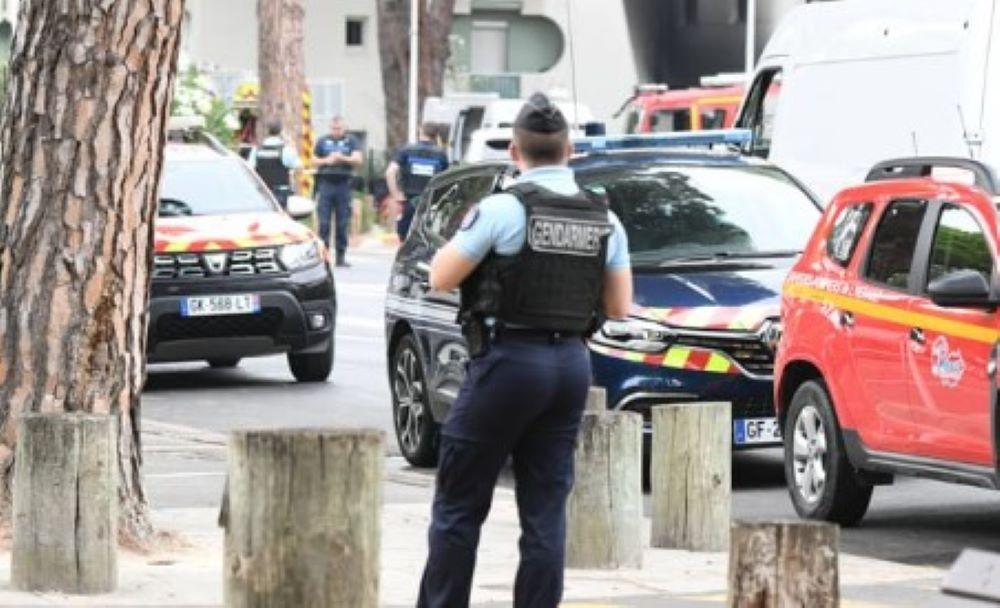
514 93 569 134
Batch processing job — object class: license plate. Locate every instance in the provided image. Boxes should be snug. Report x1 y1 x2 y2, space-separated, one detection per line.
180 294 260 317
734 417 782 446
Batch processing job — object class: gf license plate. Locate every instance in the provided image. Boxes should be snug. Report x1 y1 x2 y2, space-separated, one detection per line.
180 294 260 317
734 417 782 446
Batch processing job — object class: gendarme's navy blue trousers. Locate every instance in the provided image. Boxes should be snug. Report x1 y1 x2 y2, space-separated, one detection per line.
417 337 590 608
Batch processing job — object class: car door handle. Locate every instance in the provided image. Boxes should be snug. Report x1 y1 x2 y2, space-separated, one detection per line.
839 310 854 328
910 327 925 345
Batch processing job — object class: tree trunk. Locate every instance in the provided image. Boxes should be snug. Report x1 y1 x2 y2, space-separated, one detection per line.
377 0 457 152
0 0 185 546
257 0 306 149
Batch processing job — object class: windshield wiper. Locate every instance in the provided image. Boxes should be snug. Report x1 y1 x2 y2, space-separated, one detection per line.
158 198 196 217
658 250 801 265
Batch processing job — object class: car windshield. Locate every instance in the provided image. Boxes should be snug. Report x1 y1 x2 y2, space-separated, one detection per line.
159 159 276 217
578 164 821 267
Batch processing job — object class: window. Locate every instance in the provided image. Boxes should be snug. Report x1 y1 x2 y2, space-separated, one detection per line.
926 204 993 288
699 108 728 130
827 203 872 266
471 21 508 74
865 200 927 289
736 68 782 159
160 159 276 217
650 109 692 133
422 174 497 245
346 18 365 47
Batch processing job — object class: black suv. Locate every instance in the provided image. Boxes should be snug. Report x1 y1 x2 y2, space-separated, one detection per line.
149 136 336 382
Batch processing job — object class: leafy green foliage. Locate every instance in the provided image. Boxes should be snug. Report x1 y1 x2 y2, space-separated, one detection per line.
171 65 238 146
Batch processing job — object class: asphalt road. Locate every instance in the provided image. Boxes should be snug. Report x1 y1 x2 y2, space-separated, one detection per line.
142 242 1000 571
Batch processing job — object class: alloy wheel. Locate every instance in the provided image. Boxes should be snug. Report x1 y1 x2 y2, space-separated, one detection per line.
792 403 829 504
393 347 425 456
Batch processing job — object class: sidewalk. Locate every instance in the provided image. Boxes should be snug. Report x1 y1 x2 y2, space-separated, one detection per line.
0 454 945 607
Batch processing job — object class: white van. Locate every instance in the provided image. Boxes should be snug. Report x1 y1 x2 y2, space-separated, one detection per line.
462 98 595 163
736 0 999 202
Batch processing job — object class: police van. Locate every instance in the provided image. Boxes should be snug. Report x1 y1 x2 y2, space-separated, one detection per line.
384 131 822 466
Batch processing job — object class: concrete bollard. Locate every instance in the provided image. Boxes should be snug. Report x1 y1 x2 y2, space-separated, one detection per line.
728 520 839 607
566 388 644 569
585 386 608 413
12 413 118 594
222 429 384 608
651 402 731 552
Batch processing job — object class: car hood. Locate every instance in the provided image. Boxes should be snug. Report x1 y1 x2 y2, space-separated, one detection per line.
629 262 789 332
155 212 314 253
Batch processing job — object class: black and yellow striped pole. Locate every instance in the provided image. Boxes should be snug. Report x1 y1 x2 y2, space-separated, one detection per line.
299 89 315 196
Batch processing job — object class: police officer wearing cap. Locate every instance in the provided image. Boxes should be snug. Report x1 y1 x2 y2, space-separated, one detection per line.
418 93 633 608
249 121 302 209
386 123 449 241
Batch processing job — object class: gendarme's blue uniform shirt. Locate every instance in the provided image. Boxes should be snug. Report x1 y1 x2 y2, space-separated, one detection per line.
314 134 359 182
452 166 630 270
394 141 450 198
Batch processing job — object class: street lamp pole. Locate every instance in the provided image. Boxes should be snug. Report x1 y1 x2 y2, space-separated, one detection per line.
408 0 419 144
745 0 757 74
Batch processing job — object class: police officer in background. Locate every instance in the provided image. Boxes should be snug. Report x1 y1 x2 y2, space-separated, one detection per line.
314 116 363 267
249 121 302 208
419 93 633 608
385 123 449 241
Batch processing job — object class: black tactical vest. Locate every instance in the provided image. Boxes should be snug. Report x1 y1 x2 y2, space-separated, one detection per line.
401 144 448 198
460 182 612 334
255 142 290 190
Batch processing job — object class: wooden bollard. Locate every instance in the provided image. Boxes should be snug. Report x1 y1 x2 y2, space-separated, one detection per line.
728 520 839 607
223 429 384 608
651 402 731 551
566 388 643 569
12 413 118 594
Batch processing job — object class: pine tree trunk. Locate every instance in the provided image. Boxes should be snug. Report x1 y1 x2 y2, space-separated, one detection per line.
0 0 184 546
258 0 306 151
377 0 456 152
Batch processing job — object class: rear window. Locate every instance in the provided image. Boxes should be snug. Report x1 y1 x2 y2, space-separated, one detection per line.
160 159 276 217
649 109 692 132
577 164 820 266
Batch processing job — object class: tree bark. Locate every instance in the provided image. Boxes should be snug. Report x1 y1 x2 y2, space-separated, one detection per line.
376 0 457 152
0 0 185 546
257 0 306 149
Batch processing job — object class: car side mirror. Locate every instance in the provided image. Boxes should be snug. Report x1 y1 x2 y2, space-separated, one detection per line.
287 195 316 221
928 270 996 309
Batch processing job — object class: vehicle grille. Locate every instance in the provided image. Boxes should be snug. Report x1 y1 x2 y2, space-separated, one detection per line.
152 248 283 280
155 309 284 341
621 396 775 425
674 334 774 376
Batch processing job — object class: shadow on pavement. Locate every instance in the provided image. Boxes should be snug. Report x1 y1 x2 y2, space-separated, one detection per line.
144 364 293 392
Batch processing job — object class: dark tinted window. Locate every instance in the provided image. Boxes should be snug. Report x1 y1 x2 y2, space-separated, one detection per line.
160 159 276 217
865 200 926 289
422 174 496 245
737 69 782 158
650 109 691 132
927 204 993 287
700 108 728 130
827 203 872 266
346 18 364 46
577 165 819 266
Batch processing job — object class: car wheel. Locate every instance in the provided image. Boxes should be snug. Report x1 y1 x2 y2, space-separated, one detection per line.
208 358 241 369
784 380 873 527
288 339 334 383
391 334 439 467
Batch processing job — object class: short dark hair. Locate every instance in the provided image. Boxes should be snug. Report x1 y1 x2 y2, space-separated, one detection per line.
267 121 282 137
419 123 436 139
514 126 569 166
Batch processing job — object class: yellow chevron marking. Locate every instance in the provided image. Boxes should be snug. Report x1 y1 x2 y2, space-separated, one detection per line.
164 241 191 253
705 352 732 373
664 347 690 368
785 283 999 344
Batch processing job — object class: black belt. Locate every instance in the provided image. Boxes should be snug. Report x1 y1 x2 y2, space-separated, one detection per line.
492 326 581 344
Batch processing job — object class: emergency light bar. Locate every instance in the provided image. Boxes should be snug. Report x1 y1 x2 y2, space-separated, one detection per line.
573 129 752 155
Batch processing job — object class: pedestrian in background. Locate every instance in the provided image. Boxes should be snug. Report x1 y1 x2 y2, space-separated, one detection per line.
386 122 450 241
417 93 633 608
249 121 301 209
314 116 363 267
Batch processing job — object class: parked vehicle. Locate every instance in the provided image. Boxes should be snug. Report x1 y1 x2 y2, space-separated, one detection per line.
461 98 595 164
620 79 745 135
150 123 337 382
736 0 1000 202
384 131 822 466
776 157 1000 525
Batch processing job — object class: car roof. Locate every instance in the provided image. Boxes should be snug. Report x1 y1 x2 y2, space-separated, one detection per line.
164 142 233 162
569 149 768 173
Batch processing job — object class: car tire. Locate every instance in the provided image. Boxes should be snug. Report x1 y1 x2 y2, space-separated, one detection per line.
390 334 439 467
288 339 334 383
208 358 241 369
784 379 873 527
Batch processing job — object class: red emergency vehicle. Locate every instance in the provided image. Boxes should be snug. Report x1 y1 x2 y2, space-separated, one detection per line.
776 158 1000 525
621 84 744 134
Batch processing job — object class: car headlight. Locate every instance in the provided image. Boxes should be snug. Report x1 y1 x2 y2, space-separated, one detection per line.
280 240 321 270
592 318 673 353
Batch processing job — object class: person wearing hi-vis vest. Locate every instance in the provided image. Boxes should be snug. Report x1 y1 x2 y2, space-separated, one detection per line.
314 116 363 267
386 123 450 241
249 121 302 209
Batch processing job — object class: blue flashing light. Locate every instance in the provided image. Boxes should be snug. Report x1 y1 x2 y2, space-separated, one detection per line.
573 129 752 155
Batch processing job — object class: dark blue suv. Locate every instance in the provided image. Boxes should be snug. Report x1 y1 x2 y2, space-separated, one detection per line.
385 132 822 466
